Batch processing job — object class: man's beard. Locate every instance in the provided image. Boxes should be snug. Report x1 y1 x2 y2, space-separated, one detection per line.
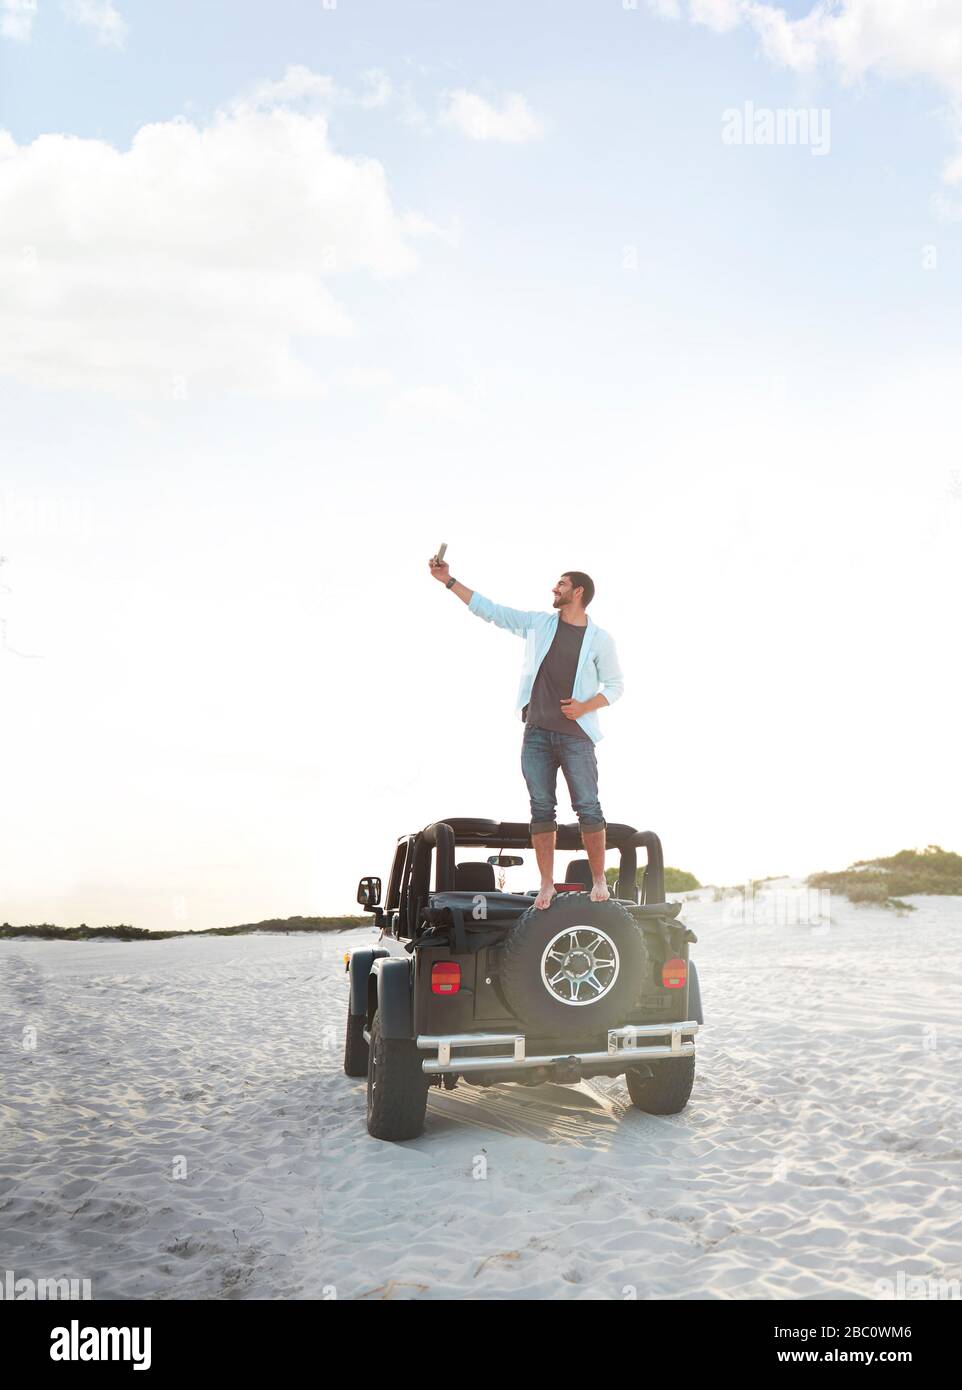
552 594 567 608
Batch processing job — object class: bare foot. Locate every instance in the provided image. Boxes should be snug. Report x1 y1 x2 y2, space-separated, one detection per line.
534 883 557 911
590 878 610 903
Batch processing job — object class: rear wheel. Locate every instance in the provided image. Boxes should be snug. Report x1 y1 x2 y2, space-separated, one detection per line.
626 1054 695 1114
366 1011 429 1141
343 1007 368 1077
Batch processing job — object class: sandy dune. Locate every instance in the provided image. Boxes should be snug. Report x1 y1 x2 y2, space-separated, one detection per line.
3 885 961 1299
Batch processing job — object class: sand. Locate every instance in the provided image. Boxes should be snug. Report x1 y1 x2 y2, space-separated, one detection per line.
0 935 325 1299
2 885 961 1299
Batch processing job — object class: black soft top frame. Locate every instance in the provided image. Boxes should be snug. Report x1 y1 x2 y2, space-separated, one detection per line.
391 819 666 914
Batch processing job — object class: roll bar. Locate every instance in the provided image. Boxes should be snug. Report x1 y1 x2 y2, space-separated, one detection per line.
410 821 665 908
619 830 665 906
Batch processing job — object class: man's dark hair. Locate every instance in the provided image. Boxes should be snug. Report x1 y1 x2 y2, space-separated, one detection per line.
563 571 595 607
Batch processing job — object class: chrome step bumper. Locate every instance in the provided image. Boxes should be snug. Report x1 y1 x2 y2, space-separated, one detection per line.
416 1021 698 1075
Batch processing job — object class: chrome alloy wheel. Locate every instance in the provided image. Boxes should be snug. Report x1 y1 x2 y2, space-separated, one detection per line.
540 926 620 1006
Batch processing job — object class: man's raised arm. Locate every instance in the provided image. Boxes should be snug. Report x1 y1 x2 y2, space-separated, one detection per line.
427 555 536 636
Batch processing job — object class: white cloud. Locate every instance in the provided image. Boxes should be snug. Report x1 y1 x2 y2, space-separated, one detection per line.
652 1 962 177
741 2 820 69
401 207 462 246
63 0 127 48
2 0 36 42
654 1 962 89
247 65 339 110
440 89 544 143
244 64 392 113
359 69 393 109
388 373 487 424
940 113 962 189
689 0 744 32
0 74 424 398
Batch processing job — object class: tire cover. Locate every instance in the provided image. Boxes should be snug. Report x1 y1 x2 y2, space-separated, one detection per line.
498 892 649 1034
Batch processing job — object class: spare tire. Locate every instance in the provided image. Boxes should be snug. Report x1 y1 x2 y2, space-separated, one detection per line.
498 893 648 1034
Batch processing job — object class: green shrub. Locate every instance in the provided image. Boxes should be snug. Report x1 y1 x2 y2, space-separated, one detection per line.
843 879 895 905
807 845 962 909
664 867 702 892
200 915 368 936
0 922 164 940
0 915 371 941
604 866 701 892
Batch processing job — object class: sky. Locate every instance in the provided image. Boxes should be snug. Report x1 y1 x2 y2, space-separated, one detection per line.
1 0 960 931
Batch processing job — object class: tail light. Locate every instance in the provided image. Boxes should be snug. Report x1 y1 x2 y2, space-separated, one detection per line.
431 961 461 995
662 957 687 989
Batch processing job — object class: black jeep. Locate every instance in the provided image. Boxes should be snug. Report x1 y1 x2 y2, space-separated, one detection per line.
347 818 702 1141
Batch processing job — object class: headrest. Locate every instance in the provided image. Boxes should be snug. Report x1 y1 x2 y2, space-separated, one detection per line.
565 858 593 888
454 860 497 892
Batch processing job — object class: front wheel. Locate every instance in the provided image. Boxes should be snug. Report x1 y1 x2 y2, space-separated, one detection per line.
343 1006 368 1077
366 1010 429 1141
626 1054 695 1115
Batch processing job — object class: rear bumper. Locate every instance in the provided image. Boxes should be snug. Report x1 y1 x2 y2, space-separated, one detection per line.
416 1021 699 1076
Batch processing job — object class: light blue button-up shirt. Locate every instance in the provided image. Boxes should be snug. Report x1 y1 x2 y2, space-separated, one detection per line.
468 590 624 744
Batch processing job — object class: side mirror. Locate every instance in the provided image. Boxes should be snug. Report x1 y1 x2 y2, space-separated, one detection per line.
486 855 524 868
357 876 382 908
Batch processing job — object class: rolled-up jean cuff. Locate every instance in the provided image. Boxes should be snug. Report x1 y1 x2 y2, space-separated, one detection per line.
579 818 606 832
530 820 558 835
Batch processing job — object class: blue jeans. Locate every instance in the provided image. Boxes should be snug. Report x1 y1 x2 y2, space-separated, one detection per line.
521 725 605 835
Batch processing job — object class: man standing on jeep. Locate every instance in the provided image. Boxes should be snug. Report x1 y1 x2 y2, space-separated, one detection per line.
429 557 624 910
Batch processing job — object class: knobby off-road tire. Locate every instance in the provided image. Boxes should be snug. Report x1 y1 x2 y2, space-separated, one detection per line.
366 1010 429 1141
626 1054 695 1115
343 1006 369 1078
499 892 649 1035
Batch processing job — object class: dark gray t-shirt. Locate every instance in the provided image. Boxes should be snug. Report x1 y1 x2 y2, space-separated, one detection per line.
523 619 591 740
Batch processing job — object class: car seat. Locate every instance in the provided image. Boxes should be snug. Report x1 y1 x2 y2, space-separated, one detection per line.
454 861 498 892
565 858 593 889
